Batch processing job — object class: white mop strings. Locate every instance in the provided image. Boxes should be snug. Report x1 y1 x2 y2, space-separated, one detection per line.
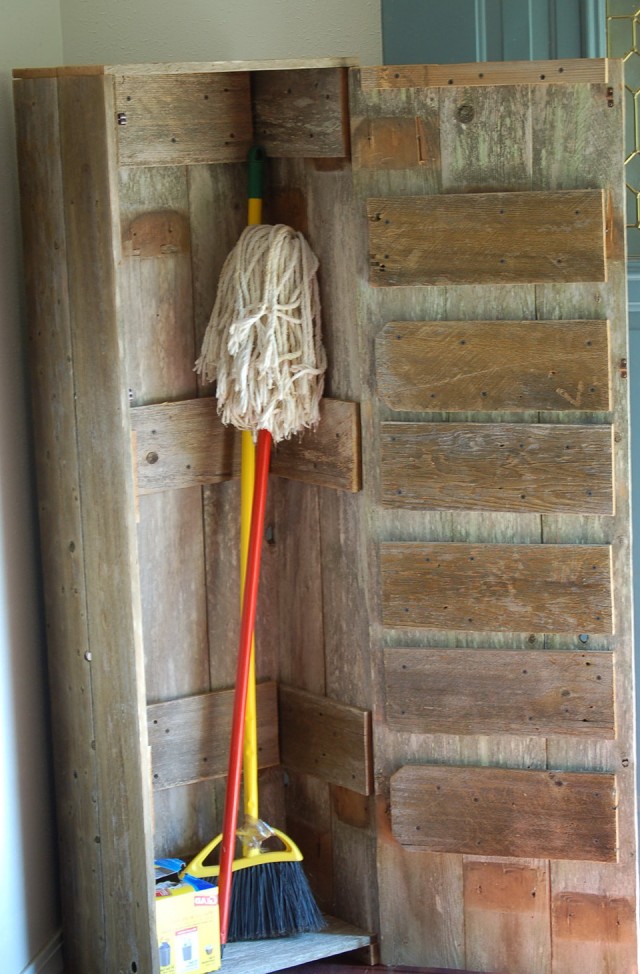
195 223 326 444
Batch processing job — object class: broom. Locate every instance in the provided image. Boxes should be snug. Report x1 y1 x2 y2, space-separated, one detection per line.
187 147 327 945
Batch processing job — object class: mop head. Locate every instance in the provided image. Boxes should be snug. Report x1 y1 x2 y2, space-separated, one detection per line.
195 223 326 444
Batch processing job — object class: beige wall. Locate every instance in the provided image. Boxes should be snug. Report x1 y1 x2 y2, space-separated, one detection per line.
60 0 382 64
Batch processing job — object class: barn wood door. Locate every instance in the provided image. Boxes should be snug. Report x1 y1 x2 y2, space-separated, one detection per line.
349 57 638 973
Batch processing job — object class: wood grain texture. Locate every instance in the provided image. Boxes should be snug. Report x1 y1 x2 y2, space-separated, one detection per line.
367 190 606 286
357 59 607 90
376 319 611 413
147 682 279 789
380 422 614 515
381 542 613 633
278 685 373 795
14 74 107 970
252 68 349 157
57 74 156 972
115 72 252 165
130 396 361 493
13 58 360 80
391 764 618 862
384 647 615 737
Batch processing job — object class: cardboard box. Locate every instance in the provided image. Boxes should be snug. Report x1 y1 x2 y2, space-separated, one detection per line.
155 860 220 973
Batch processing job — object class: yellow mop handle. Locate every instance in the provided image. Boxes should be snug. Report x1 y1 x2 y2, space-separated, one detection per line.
241 150 264 826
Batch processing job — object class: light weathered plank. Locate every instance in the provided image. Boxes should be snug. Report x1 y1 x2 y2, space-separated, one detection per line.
57 74 156 972
14 74 107 971
278 686 373 795
115 72 253 165
391 764 618 862
252 68 349 157
380 422 614 515
552 891 637 973
376 319 611 412
384 647 615 737
130 396 361 493
147 682 279 789
381 542 613 633
367 190 606 286
13 58 360 80
464 860 551 974
357 59 608 90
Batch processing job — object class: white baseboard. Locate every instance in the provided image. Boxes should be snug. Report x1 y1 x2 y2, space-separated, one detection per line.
20 930 63 974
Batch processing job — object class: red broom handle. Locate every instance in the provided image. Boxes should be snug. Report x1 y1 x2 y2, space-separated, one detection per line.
218 428 272 945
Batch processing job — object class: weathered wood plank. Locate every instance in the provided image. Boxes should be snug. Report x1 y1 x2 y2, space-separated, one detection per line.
376 318 611 413
252 68 349 157
358 59 608 90
552 891 637 972
57 74 156 972
130 396 361 492
380 422 614 515
147 682 279 789
384 647 615 737
13 58 360 80
464 860 551 974
381 542 613 633
14 74 107 970
278 686 373 795
367 190 606 286
391 764 618 862
114 72 252 165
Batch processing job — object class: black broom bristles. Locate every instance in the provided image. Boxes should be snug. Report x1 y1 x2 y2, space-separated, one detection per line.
227 860 327 942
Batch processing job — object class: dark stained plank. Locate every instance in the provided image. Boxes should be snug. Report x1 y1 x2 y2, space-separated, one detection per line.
380 422 613 515
252 67 349 157
147 682 279 789
115 72 252 165
380 542 613 633
130 396 361 493
384 647 615 737
279 685 373 795
376 319 611 413
391 764 617 862
367 190 606 286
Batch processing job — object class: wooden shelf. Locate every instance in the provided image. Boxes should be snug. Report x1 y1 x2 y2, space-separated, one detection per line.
221 917 372 973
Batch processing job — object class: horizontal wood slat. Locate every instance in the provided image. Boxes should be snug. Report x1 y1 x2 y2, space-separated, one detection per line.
130 396 361 493
380 542 613 633
552 891 636 943
278 685 373 795
115 72 253 165
390 764 618 862
357 59 608 90
380 422 614 515
367 190 606 286
147 682 279 790
252 68 349 157
376 320 611 413
384 647 615 738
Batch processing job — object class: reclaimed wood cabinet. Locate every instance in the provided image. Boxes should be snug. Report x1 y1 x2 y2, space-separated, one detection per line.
14 54 639 974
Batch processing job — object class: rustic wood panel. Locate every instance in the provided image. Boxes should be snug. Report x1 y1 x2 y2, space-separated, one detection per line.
376 319 611 413
380 422 614 515
57 74 156 972
252 67 349 157
381 542 613 633
530 61 639 974
130 396 361 493
279 686 373 795
391 764 618 862
463 859 551 974
147 682 279 789
552 891 637 973
367 190 606 286
114 72 253 165
357 59 607 91
14 74 107 971
384 647 615 737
